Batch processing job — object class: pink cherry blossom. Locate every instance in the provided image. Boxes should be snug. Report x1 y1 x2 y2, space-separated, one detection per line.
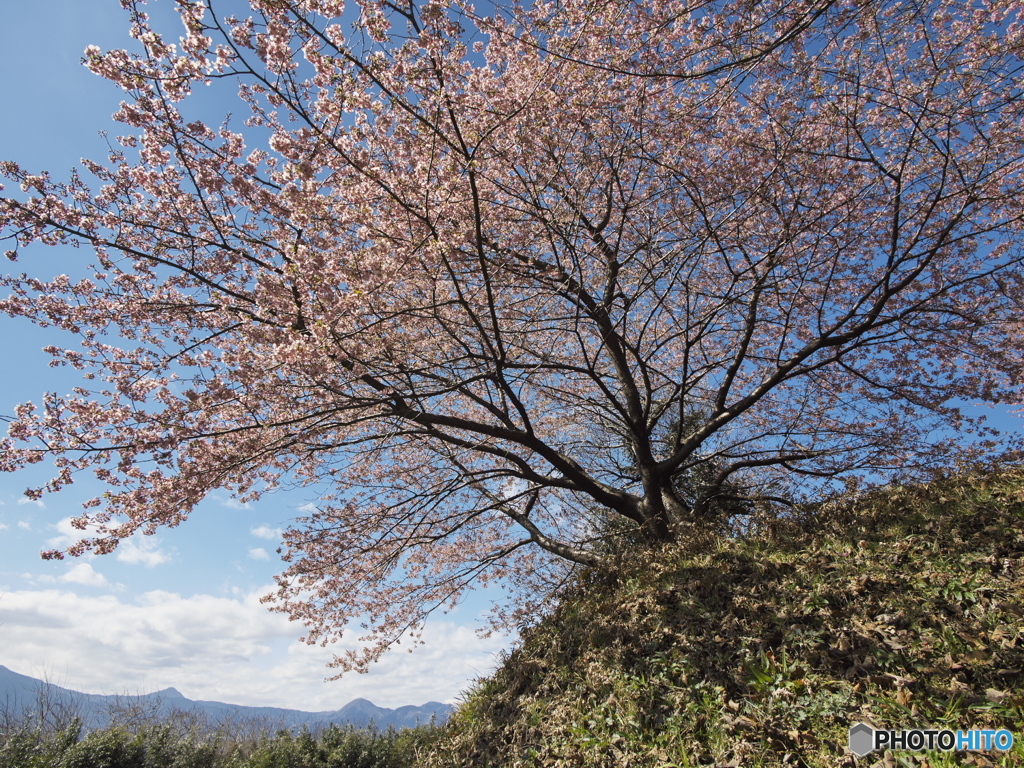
3 0 1024 673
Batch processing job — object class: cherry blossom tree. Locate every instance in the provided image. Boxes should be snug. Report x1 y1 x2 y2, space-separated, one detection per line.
2 0 1024 672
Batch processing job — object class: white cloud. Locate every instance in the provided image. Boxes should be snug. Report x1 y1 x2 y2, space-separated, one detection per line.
44 518 170 567
250 525 282 541
248 548 270 561
116 537 171 567
0 588 291 687
59 562 113 588
0 588 509 710
17 497 45 509
221 498 251 510
0 522 8 531
17 520 32 530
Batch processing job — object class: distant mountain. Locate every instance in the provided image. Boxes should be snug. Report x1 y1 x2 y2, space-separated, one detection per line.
0 665 451 732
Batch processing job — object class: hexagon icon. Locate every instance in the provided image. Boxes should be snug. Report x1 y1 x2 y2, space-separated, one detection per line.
849 722 875 756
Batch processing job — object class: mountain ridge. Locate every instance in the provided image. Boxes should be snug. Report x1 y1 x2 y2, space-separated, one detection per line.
0 664 451 731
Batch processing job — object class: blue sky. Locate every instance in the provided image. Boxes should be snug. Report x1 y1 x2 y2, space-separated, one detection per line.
0 0 506 711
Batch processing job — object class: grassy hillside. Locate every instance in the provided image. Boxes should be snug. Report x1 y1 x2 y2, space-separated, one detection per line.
422 469 1024 767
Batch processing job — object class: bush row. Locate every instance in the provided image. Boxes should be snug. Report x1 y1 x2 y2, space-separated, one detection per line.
0 719 436 768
